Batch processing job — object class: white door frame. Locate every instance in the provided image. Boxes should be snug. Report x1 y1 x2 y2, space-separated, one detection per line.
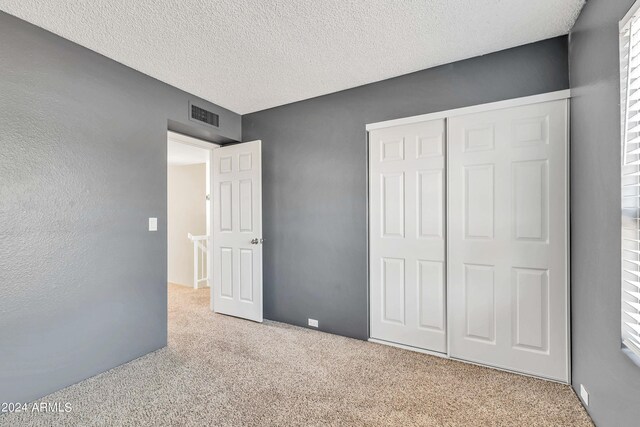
167 130 219 309
366 90 571 131
364 90 572 382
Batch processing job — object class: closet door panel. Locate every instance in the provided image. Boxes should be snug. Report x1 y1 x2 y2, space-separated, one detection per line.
448 100 568 381
369 119 447 353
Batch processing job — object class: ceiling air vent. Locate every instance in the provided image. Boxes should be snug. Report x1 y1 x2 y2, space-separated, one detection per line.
189 102 219 128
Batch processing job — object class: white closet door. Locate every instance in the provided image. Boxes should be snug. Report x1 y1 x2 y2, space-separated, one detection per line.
369 119 446 353
447 100 568 381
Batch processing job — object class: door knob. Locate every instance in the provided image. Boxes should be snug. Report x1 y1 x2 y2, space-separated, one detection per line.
259 238 265 244
250 238 259 244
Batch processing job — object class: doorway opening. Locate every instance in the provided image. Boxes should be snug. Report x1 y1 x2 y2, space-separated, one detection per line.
167 131 218 309
166 130 264 325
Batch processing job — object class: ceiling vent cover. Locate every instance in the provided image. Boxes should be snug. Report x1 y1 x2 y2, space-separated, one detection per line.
189 102 219 128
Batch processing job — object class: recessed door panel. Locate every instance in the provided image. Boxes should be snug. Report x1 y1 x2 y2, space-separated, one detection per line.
464 165 494 239
381 138 404 162
239 179 253 232
512 116 548 147
513 268 549 352
448 99 568 382
513 160 548 241
382 258 405 324
240 249 254 302
381 173 405 238
417 135 443 158
220 156 232 174
220 248 233 298
418 260 445 331
418 170 443 239
239 153 252 171
464 125 495 152
370 119 446 353
464 264 495 342
220 182 233 232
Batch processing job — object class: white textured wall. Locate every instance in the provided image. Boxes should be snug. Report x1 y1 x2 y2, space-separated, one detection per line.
168 164 206 287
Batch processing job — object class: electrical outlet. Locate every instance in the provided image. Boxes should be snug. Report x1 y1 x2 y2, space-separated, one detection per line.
148 217 158 231
580 384 589 406
308 318 318 328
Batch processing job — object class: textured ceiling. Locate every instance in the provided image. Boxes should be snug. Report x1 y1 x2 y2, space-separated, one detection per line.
0 0 585 114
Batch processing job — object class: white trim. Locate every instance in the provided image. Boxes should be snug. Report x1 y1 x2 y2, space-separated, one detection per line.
365 132 371 339
565 100 572 384
445 116 452 359
365 90 571 131
621 0 640 30
209 147 215 312
167 130 220 149
368 338 448 359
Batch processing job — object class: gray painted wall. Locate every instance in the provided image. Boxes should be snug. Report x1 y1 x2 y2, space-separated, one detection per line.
243 37 570 340
570 0 640 425
0 12 240 403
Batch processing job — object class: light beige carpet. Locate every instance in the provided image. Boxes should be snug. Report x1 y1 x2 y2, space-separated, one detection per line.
1 284 592 426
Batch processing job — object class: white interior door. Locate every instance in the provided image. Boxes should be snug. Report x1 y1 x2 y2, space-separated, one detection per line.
447 100 568 381
212 140 263 322
369 119 447 353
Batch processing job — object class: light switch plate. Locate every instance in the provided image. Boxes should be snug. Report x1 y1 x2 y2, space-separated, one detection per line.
148 217 158 231
308 318 318 328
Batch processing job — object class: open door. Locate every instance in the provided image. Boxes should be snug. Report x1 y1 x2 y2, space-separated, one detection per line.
212 140 263 322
